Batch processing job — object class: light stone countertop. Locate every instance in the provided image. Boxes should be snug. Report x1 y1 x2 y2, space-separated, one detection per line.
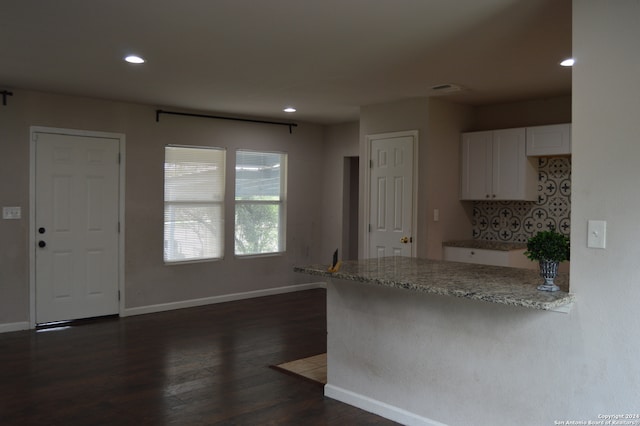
294 256 574 311
442 239 527 251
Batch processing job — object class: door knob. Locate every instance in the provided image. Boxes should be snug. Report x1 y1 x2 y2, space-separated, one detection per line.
38 227 46 234
400 237 409 244
38 240 46 248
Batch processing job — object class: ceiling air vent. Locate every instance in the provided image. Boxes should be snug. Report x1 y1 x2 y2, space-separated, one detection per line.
429 83 464 95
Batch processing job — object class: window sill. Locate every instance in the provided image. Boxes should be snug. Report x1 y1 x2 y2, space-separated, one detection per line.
235 252 285 260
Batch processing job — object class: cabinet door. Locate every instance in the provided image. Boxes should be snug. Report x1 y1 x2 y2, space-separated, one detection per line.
460 131 492 200
526 124 571 156
492 128 537 200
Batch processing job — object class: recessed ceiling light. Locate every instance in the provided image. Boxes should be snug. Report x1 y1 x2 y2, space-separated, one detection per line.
124 55 145 64
560 58 574 67
283 107 296 113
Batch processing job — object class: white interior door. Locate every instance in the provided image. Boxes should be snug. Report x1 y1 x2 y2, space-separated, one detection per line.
35 132 120 324
368 134 415 259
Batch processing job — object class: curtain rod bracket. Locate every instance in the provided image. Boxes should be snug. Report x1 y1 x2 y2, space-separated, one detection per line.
1 90 13 106
155 109 297 133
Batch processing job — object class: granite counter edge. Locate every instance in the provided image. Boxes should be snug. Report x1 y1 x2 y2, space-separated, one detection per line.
293 266 575 311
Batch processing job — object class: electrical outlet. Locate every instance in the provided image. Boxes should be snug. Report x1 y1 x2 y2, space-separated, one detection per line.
2 206 21 219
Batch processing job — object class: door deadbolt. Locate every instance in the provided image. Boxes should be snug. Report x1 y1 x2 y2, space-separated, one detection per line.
38 240 46 248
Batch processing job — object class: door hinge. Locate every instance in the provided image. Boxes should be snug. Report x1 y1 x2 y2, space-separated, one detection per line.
117 222 120 233
370 159 373 169
368 224 372 232
118 290 121 301
118 152 121 164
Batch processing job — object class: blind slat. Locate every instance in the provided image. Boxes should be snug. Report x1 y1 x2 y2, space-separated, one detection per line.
165 146 225 202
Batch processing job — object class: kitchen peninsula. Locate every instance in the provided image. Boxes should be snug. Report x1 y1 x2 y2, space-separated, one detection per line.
294 256 574 425
295 256 573 311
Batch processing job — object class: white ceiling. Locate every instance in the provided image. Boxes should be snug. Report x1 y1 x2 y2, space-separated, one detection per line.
0 0 571 124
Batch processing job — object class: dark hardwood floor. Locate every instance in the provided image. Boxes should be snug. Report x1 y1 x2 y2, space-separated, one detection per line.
0 289 398 425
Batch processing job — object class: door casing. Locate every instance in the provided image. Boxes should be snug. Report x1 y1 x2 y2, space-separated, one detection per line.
29 126 126 328
363 130 419 259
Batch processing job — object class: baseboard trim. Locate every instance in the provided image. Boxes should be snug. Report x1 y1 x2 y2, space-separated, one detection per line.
122 282 327 317
0 321 30 334
324 384 448 426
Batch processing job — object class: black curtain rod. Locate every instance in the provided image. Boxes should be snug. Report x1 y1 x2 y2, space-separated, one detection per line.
155 109 298 133
1 90 13 106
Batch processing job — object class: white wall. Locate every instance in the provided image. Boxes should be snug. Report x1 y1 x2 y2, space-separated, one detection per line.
327 279 585 425
424 98 474 259
320 122 360 260
472 95 571 131
326 2 640 425
0 89 327 324
570 0 640 409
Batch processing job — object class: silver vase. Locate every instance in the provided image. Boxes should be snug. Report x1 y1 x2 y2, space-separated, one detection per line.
538 259 560 292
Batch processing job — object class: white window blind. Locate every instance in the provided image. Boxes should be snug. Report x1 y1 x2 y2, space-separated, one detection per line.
164 146 225 263
235 150 287 256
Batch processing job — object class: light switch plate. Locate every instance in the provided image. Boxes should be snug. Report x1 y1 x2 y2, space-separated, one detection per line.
2 206 21 220
587 220 606 249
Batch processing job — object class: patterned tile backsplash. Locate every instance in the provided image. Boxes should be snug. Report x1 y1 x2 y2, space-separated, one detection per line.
472 157 571 243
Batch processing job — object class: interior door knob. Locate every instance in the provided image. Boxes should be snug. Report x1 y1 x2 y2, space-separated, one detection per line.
38 240 46 248
400 237 409 244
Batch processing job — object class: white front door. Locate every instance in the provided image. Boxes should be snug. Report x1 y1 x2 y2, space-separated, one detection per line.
368 133 416 259
35 132 120 323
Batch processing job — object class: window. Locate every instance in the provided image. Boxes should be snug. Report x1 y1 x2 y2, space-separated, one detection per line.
235 150 287 256
164 146 225 263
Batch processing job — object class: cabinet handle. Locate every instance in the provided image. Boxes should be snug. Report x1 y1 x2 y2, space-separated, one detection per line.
492 194 496 198
486 194 490 198
470 251 475 255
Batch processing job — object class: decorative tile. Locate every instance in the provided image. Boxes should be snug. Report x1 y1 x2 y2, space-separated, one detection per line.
472 157 571 243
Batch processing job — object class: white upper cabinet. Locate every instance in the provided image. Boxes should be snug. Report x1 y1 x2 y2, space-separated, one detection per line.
460 130 493 201
461 128 538 201
526 123 571 156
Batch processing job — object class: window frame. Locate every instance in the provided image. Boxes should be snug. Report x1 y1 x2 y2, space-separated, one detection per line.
234 149 287 258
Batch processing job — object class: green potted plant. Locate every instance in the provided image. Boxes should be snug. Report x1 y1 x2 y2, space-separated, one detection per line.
524 228 570 292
